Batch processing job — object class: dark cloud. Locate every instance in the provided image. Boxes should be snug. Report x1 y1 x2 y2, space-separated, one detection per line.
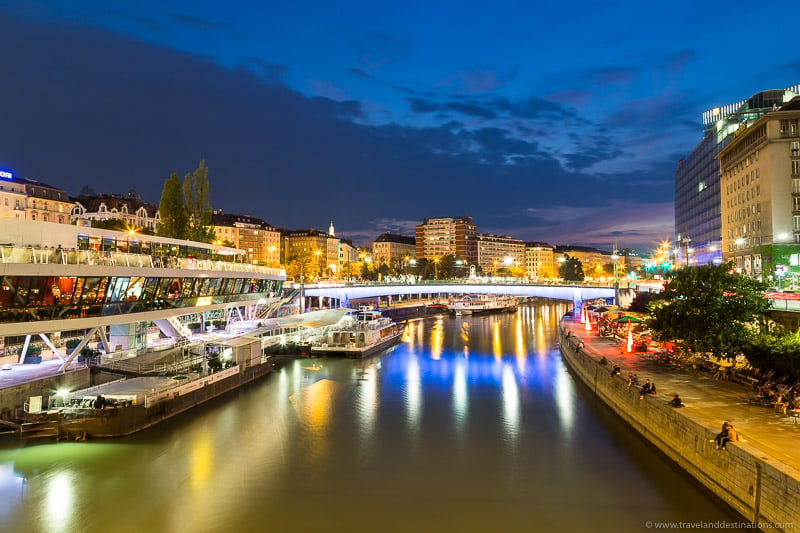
245 58 288 82
0 14 672 249
407 95 582 123
168 13 229 31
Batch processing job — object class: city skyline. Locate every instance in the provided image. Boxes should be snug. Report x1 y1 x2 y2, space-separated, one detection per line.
1 1 799 250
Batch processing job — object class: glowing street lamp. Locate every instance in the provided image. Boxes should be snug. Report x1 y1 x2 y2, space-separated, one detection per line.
314 249 322 279
433 257 440 280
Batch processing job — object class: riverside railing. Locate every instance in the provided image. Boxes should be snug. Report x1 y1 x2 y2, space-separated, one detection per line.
0 245 285 277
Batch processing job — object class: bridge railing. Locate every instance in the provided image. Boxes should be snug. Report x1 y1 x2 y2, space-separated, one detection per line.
300 279 618 288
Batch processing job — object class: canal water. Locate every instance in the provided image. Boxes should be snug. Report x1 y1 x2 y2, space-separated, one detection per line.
0 303 745 532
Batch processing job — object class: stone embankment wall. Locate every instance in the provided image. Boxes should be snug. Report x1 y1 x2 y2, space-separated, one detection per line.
559 328 800 531
0 368 91 417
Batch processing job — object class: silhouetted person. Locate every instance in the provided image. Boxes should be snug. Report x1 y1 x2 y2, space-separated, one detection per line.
669 394 683 408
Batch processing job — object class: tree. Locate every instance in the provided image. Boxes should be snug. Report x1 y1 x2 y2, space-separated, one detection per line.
627 291 654 313
183 160 214 242
156 173 188 239
645 263 770 358
558 254 584 282
743 328 800 381
285 253 319 281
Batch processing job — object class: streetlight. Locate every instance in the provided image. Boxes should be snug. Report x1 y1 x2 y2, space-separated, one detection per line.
611 249 619 305
314 249 322 280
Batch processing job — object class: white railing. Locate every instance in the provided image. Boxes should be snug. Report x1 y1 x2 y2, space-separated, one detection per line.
0 245 285 277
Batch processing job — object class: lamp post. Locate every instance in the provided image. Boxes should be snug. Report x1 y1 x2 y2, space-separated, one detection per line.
611 249 619 306
299 246 305 313
314 249 322 280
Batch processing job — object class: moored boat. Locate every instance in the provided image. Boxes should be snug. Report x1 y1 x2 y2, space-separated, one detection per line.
448 294 518 316
311 308 403 358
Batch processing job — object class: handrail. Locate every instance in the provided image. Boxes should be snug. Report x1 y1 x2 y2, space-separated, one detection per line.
0 245 285 277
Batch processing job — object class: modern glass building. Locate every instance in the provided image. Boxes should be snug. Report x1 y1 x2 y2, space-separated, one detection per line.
675 85 800 266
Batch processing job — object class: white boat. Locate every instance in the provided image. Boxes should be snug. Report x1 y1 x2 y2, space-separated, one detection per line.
310 308 404 358
448 294 518 316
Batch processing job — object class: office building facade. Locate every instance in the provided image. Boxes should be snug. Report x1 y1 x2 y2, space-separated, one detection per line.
719 97 800 282
676 85 800 266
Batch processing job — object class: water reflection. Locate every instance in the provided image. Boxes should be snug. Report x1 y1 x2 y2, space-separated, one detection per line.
0 303 747 532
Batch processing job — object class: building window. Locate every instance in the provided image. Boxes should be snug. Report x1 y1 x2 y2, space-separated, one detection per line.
793 160 800 176
794 197 800 211
792 141 800 157
794 179 800 194
794 216 800 231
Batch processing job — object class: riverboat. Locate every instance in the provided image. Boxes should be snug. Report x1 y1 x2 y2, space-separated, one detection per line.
310 308 403 358
447 294 518 316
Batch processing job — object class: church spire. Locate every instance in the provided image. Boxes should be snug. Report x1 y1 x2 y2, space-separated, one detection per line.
328 220 335 236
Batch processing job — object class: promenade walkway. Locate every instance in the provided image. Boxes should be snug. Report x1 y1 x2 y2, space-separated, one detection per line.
562 316 800 470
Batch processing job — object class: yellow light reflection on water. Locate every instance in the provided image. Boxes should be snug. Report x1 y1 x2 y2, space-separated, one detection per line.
429 317 443 360
356 363 379 454
44 471 73 533
460 321 469 344
492 321 502 360
514 313 525 368
291 379 334 463
188 433 213 493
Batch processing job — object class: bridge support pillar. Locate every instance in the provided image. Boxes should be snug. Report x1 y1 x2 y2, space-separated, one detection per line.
572 290 583 316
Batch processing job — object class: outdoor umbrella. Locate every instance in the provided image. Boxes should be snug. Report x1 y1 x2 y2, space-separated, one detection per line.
595 306 610 313
614 316 642 323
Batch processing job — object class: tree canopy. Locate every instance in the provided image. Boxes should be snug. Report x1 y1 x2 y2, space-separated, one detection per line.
183 159 214 242
156 160 214 242
156 173 189 240
558 254 584 282
645 263 770 358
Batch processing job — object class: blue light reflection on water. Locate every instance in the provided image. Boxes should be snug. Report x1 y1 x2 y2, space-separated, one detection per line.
0 303 747 532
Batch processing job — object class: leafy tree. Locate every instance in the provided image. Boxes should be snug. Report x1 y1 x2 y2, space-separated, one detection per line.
285 253 319 281
627 291 654 313
645 263 770 358
183 160 214 242
507 265 526 278
743 329 800 381
156 173 189 239
558 254 584 282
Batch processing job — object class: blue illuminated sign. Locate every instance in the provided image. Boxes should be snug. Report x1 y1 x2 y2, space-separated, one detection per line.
0 170 12 179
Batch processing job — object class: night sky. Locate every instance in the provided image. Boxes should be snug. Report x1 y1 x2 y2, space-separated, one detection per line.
1 1 798 251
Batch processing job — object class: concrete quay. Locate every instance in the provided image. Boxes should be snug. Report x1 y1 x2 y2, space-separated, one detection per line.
560 315 800 530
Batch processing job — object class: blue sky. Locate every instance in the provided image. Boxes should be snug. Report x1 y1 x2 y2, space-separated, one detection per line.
1 0 798 251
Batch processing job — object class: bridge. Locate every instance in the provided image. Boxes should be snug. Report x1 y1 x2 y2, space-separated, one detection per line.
303 282 616 311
